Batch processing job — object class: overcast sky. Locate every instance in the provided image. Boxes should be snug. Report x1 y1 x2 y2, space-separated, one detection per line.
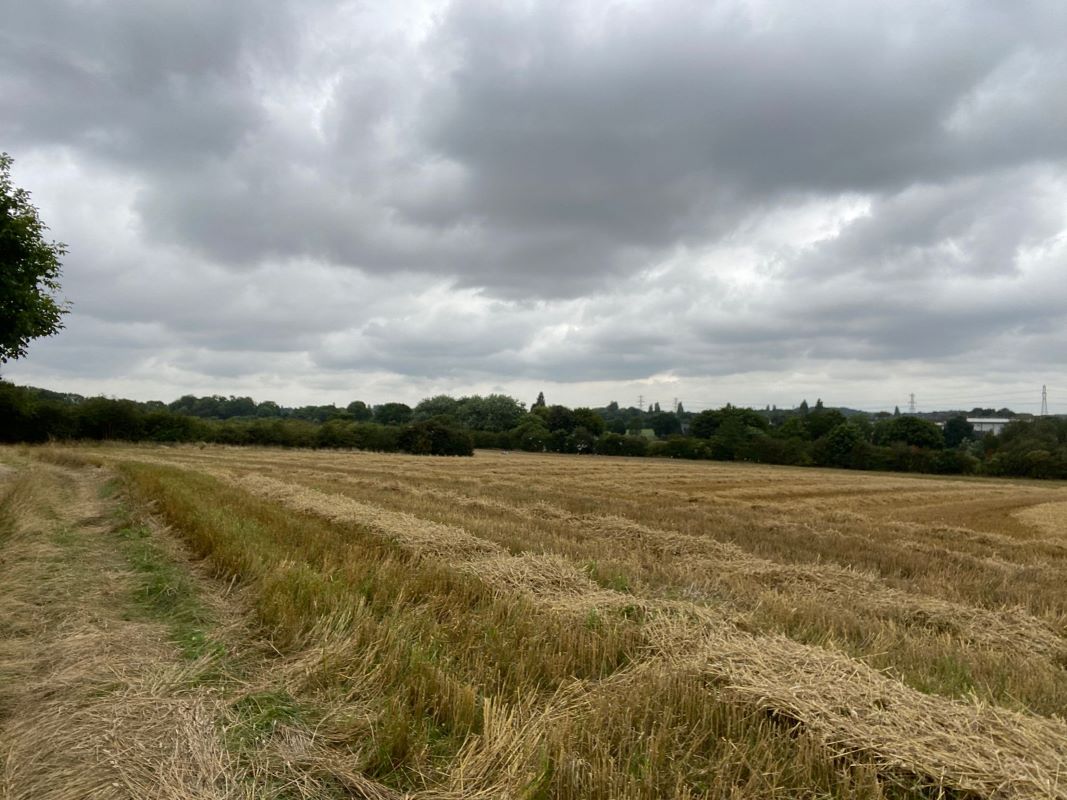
3 0 1065 413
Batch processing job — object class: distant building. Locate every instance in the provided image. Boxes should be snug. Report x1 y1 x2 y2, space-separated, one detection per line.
967 417 1012 435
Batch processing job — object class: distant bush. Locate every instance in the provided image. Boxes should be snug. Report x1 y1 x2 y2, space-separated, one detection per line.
397 418 474 456
471 429 509 449
594 433 649 457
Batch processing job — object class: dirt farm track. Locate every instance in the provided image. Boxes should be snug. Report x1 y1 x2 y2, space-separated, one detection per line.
2 444 1066 799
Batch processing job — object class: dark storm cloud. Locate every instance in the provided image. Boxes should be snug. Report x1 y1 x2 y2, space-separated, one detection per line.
410 0 1067 292
0 1 275 164
8 0 1062 294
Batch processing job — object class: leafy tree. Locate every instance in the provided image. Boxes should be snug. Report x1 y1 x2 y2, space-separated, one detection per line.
456 394 526 432
805 407 846 440
77 398 144 440
775 416 808 440
346 400 373 421
256 400 282 418
510 415 551 451
595 432 648 457
1 153 69 364
545 405 577 433
689 410 718 439
648 411 682 438
943 415 975 448
872 416 944 449
398 417 473 456
820 422 865 467
569 426 597 454
291 404 338 423
373 402 413 426
224 396 258 418
690 406 767 439
572 407 606 436
414 394 460 421
532 391 546 409
709 417 750 460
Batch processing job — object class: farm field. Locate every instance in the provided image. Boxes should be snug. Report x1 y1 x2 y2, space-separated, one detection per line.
2 444 1067 799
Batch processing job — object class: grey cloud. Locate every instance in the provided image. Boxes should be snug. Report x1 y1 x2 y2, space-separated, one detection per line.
1 1 274 165
8 0 1063 298
790 168 1067 282
4 0 1067 408
408 0 1067 292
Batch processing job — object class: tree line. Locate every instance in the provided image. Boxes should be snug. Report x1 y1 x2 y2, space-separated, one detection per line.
2 381 1065 478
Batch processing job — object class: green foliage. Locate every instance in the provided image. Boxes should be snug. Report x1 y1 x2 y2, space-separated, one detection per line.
116 521 223 661
805 407 847 440
545 405 577 433
984 417 1067 478
774 416 809 440
568 426 597 454
397 417 474 456
6 379 1064 478
943 415 975 448
0 153 69 364
346 400 374 421
648 411 682 438
594 433 649 457
690 405 768 439
454 394 526 432
374 402 414 426
873 416 945 449
655 436 710 460
168 394 261 419
572 408 606 436
413 394 461 421
510 416 551 452
818 422 866 468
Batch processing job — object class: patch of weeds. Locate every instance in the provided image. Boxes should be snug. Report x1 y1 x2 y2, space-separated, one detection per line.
228 689 308 749
0 492 16 543
362 703 460 790
584 608 604 632
519 752 555 800
583 559 633 593
115 520 226 663
97 478 120 500
908 654 975 699
627 750 651 779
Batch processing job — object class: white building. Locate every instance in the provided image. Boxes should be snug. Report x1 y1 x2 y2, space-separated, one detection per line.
967 417 1013 435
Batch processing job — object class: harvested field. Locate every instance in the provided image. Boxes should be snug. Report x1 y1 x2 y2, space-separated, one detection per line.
4 444 1067 799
